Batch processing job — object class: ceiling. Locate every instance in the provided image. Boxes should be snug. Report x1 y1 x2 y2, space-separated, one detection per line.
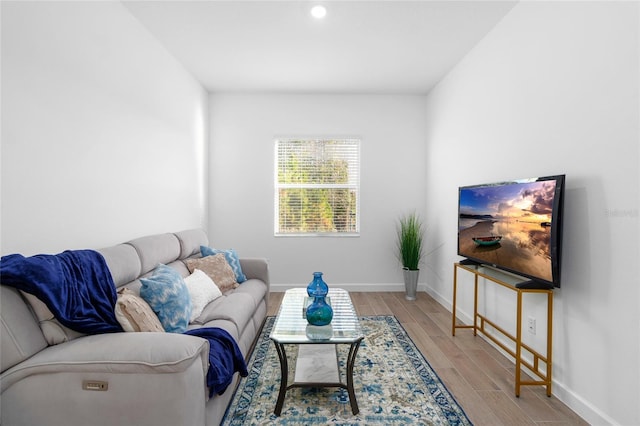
123 1 517 94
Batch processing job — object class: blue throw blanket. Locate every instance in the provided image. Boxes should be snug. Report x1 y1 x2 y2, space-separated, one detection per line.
1 249 247 396
0 250 122 334
185 328 248 396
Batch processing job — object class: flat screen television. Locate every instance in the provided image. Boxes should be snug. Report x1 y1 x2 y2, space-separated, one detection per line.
457 175 565 289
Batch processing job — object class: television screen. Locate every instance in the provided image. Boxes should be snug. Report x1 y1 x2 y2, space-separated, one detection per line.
457 175 565 288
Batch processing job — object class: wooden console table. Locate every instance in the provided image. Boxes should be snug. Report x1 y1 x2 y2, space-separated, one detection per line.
451 262 553 397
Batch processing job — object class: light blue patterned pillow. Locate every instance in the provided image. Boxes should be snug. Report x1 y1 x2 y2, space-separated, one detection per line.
140 264 192 333
200 246 247 283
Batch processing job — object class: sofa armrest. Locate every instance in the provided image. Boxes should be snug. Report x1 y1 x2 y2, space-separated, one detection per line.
1 332 209 392
240 258 270 289
1 333 210 426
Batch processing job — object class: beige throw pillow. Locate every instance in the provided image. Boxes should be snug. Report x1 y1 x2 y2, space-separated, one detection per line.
185 254 238 293
115 288 165 332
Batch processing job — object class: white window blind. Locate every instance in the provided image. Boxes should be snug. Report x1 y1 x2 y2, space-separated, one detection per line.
275 139 360 236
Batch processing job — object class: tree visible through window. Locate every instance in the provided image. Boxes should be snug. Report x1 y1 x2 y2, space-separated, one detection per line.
275 139 360 236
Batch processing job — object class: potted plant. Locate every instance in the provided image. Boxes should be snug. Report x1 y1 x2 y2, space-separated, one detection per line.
396 212 424 300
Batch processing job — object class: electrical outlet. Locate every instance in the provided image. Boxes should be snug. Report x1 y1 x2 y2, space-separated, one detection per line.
527 317 536 335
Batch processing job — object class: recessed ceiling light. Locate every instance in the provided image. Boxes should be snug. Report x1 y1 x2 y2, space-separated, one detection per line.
310 5 327 19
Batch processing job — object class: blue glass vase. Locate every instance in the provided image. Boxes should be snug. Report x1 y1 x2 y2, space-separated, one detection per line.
307 272 328 297
306 295 333 326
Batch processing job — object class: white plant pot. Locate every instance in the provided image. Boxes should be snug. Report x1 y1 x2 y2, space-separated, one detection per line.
402 268 419 301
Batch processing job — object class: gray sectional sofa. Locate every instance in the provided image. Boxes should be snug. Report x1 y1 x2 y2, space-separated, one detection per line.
0 229 269 426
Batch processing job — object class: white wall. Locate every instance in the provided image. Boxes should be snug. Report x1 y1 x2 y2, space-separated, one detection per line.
3 1 637 423
1 1 208 255
423 2 639 425
209 94 427 288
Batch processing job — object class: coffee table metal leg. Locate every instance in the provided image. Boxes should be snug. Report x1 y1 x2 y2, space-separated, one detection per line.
346 338 363 415
273 337 363 417
273 342 288 416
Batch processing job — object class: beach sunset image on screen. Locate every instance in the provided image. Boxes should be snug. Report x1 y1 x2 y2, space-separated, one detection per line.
458 179 558 283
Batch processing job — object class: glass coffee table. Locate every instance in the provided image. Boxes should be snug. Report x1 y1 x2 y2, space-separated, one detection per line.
270 288 364 416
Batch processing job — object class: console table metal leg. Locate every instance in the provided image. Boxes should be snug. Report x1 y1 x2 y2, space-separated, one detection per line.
546 291 553 397
346 339 363 415
515 292 523 397
273 342 288 416
452 264 458 336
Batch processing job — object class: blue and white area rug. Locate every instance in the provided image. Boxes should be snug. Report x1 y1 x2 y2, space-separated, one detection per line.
222 316 472 425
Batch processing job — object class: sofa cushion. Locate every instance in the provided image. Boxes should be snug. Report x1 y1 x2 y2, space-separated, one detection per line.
187 318 238 341
97 244 142 288
231 279 269 310
166 259 191 277
127 233 181 276
1 287 48 373
140 265 191 333
201 246 247 283
192 292 255 338
175 229 208 259
115 288 165 332
184 269 222 323
19 291 85 345
185 254 238 293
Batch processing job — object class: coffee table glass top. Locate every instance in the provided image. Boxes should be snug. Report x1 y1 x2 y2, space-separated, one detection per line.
270 288 363 344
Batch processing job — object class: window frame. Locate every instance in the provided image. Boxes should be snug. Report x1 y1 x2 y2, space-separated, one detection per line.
274 138 361 237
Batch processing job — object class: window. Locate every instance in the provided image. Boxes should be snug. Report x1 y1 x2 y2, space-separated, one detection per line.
275 139 360 236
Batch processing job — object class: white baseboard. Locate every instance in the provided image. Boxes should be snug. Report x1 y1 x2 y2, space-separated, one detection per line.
550 380 618 426
269 282 429 293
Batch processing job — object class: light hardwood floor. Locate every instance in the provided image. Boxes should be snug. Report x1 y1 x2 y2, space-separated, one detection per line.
266 291 588 426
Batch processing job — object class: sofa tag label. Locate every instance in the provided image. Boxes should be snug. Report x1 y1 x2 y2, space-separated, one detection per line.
82 380 108 391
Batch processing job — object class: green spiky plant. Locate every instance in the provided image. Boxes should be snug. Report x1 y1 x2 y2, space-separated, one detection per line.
396 212 424 271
